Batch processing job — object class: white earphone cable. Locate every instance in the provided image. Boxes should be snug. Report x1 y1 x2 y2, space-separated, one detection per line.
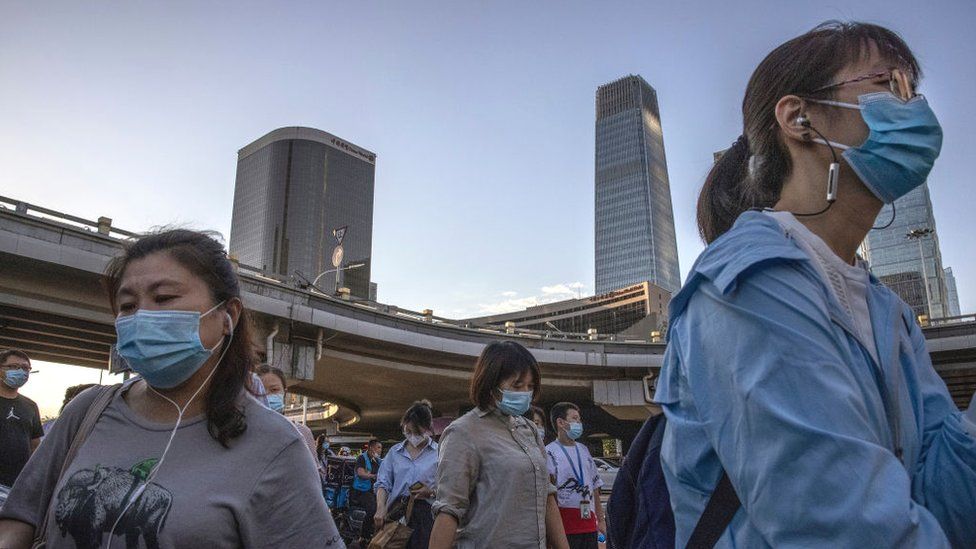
106 313 234 548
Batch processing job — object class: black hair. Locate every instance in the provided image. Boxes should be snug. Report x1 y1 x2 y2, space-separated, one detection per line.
62 384 97 413
549 401 580 432
255 365 287 390
401 399 433 432
0 349 31 366
698 21 920 243
315 434 330 459
105 229 257 447
524 405 546 425
469 341 541 410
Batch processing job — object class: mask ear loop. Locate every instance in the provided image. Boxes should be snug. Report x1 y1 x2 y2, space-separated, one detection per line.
107 310 235 548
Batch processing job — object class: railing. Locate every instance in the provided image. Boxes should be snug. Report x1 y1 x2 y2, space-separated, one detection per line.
0 195 138 239
923 314 976 328
232 263 654 343
7 194 965 345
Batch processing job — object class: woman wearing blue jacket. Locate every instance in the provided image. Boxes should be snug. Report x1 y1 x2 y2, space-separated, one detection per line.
655 22 976 547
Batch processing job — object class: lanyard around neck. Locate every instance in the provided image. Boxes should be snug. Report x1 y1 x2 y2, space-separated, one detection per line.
557 442 585 486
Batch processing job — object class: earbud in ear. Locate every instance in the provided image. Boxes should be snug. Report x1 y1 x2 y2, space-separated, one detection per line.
795 114 810 128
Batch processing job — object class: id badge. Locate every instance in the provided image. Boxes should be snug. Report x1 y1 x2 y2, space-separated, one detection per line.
580 499 592 520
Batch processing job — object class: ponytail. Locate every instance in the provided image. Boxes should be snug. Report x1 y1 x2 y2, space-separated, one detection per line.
697 136 752 244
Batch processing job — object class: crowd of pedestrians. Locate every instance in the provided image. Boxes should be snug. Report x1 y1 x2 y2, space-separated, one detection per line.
1 19 976 549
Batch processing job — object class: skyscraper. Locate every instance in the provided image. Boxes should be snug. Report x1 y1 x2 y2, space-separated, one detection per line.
229 127 375 298
594 75 680 295
945 267 961 317
862 184 948 319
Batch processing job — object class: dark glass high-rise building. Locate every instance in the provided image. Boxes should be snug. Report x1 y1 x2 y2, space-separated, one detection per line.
594 75 680 295
945 267 961 317
229 127 375 298
862 184 948 319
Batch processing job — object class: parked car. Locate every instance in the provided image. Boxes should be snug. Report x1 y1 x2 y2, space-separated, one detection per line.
593 457 619 491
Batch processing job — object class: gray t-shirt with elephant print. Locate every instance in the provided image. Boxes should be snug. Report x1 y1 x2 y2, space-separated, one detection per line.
0 381 343 548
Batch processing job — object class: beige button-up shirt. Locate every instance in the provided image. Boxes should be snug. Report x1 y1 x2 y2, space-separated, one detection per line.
433 407 554 549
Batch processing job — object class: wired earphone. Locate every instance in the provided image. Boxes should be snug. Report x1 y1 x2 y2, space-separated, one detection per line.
789 113 895 230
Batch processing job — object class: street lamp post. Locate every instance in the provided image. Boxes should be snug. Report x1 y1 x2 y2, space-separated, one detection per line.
309 262 366 295
906 228 935 319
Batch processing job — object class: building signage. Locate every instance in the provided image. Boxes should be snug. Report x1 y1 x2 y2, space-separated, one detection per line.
329 137 376 164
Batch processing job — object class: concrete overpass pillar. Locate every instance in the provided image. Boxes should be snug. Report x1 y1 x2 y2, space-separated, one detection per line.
248 318 315 381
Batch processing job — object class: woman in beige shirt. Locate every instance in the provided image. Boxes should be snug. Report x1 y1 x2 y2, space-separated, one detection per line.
429 341 569 549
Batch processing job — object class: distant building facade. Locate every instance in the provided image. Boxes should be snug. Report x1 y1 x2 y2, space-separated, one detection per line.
594 75 680 295
464 281 670 339
229 127 375 298
877 272 928 318
862 184 948 319
945 267 961 317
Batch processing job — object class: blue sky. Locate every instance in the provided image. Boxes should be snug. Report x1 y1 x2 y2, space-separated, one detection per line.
2 2 975 412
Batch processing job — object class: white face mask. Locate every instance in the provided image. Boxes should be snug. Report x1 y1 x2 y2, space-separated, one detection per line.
405 432 428 448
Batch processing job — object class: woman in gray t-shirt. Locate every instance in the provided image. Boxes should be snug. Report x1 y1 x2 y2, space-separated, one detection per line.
0 229 343 548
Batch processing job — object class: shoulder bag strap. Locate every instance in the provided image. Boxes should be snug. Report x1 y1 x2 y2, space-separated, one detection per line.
686 470 741 549
32 383 123 547
403 494 417 524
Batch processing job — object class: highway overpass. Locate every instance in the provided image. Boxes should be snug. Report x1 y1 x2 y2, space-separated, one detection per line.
2 196 974 440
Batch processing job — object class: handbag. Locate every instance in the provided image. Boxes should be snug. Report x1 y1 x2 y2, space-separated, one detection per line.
31 384 123 549
367 495 416 549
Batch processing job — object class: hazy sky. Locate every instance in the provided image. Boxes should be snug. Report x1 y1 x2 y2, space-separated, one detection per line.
3 2 974 414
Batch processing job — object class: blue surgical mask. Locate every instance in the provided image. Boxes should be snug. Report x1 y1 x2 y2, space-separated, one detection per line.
115 302 227 389
496 389 532 416
266 393 285 413
3 369 28 389
537 427 547 441
810 92 942 204
567 422 584 440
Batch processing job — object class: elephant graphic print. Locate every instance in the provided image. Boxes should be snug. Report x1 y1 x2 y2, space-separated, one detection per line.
0 385 344 547
54 459 173 549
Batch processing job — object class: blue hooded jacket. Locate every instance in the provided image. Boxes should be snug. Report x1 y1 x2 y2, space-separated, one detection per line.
654 211 976 547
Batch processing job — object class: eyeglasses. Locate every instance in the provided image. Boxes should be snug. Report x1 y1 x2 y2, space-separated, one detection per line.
809 68 916 101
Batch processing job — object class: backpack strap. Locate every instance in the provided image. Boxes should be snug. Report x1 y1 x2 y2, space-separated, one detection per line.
33 383 123 546
686 470 741 549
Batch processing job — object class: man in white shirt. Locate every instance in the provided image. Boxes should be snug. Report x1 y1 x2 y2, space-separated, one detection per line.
545 402 605 549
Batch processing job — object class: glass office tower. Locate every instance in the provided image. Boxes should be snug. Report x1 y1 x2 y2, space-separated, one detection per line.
862 184 948 319
945 267 961 317
594 75 680 295
229 127 375 298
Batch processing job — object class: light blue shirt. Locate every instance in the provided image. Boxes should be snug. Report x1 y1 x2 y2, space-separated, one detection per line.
655 211 976 548
374 438 439 505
